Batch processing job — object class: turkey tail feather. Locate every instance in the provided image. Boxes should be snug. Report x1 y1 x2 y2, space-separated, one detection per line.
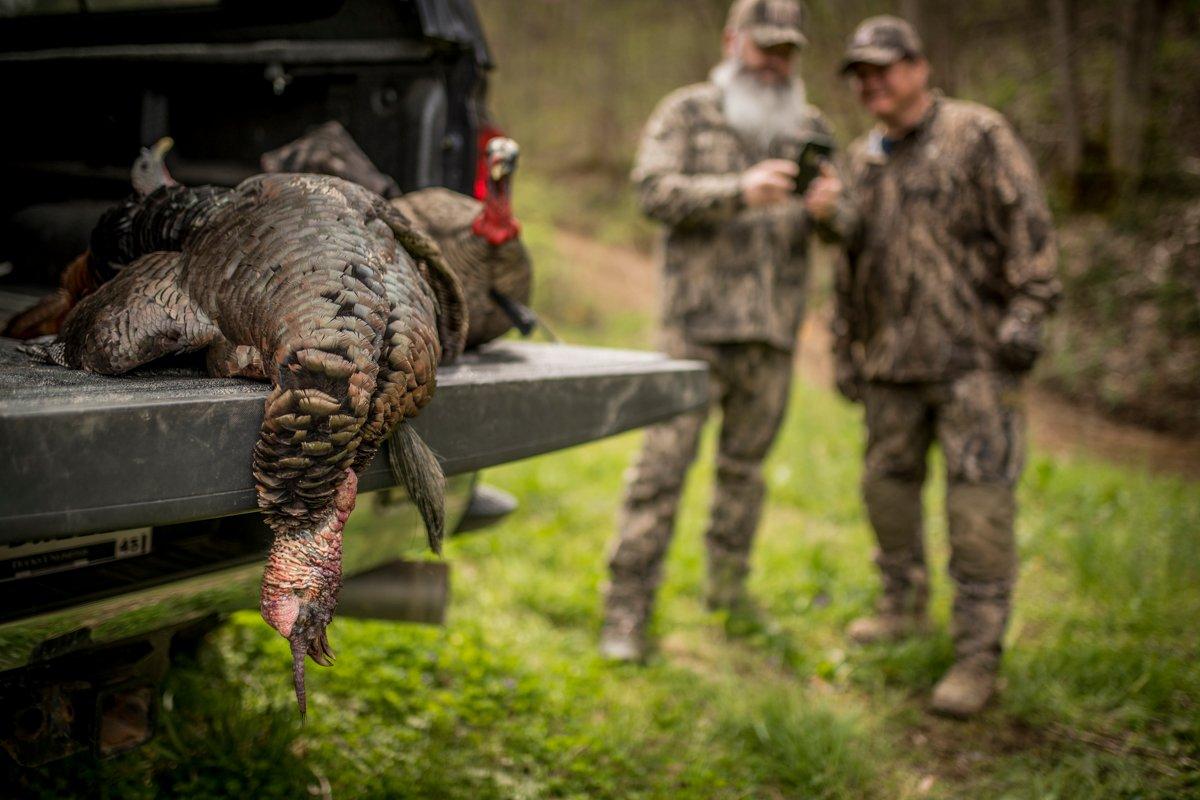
387 421 445 554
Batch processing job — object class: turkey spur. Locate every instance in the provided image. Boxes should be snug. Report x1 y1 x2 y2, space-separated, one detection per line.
34 173 466 714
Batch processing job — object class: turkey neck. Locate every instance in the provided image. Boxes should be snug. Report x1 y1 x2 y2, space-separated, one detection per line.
260 470 356 633
471 175 520 246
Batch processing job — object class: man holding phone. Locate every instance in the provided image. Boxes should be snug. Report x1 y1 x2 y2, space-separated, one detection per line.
806 16 1060 717
600 0 832 661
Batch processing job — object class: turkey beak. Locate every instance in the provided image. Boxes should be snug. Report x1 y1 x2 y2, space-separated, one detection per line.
151 137 174 160
489 159 509 183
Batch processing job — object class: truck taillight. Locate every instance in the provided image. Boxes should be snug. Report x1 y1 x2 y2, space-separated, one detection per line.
473 124 504 200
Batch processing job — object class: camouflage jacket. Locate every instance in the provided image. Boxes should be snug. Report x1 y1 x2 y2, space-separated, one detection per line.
632 81 829 351
820 97 1061 382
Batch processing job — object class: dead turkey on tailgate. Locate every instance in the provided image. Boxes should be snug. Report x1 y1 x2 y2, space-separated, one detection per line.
28 172 466 716
262 124 535 347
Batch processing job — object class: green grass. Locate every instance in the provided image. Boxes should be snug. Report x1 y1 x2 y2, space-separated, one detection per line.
8 181 1199 799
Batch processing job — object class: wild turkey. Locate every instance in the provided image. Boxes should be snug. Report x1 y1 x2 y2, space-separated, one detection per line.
3 137 182 339
30 173 466 715
393 137 533 348
263 125 534 347
261 120 401 201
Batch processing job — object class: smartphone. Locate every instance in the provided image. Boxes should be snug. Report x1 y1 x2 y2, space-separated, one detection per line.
794 136 836 194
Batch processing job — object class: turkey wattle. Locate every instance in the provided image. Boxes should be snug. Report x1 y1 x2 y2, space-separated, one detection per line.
30 173 466 715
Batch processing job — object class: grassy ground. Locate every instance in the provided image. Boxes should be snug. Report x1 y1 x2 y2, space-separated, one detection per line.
10 176 1199 799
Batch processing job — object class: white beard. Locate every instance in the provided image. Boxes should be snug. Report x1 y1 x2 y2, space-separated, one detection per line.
711 58 810 152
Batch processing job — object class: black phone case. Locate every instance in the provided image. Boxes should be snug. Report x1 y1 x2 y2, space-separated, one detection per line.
795 138 835 194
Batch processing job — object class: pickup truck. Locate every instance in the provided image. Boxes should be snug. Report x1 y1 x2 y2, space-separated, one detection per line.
0 0 706 767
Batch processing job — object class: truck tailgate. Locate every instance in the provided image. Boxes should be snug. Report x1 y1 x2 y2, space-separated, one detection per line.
0 334 708 542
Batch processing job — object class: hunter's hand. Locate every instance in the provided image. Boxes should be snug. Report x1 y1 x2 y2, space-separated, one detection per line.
835 357 863 403
997 306 1044 372
740 160 798 208
804 163 842 222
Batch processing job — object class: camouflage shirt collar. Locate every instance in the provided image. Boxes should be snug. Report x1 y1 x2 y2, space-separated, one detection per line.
908 91 943 138
865 91 942 163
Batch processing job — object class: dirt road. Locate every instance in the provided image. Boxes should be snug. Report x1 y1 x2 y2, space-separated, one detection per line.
554 230 1200 480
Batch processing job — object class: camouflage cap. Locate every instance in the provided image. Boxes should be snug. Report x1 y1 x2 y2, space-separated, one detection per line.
727 0 807 50
840 15 924 74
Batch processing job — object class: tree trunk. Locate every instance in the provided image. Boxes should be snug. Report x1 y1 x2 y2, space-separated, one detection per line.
1048 0 1083 192
1110 0 1168 195
899 0 921 28
899 0 957 95
585 14 623 174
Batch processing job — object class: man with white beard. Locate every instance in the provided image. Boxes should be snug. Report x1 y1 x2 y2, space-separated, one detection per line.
601 0 831 661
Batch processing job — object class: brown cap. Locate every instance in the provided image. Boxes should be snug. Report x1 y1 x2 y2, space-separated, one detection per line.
840 15 923 74
727 0 807 50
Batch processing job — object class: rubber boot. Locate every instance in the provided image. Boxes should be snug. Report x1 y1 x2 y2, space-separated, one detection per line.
848 477 930 644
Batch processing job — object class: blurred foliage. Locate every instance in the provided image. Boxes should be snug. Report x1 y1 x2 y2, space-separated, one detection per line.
9 390 1198 797
476 0 1200 198
1042 197 1200 430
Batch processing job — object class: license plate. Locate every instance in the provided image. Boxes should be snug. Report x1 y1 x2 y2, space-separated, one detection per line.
0 528 153 582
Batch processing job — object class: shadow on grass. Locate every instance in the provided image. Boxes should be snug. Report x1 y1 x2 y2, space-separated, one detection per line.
3 646 312 800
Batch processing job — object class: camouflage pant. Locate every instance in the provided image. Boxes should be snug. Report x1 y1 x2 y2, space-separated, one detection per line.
862 370 1025 667
604 337 794 635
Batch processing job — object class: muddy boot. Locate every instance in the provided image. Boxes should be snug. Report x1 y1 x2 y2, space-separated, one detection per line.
847 554 929 644
933 578 1011 718
934 483 1017 717
599 577 653 662
931 656 997 718
849 477 929 644
704 554 753 613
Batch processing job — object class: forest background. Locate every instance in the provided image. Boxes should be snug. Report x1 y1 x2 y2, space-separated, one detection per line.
476 0 1200 432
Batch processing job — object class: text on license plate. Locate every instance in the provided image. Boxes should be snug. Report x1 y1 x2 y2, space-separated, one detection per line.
0 528 153 582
